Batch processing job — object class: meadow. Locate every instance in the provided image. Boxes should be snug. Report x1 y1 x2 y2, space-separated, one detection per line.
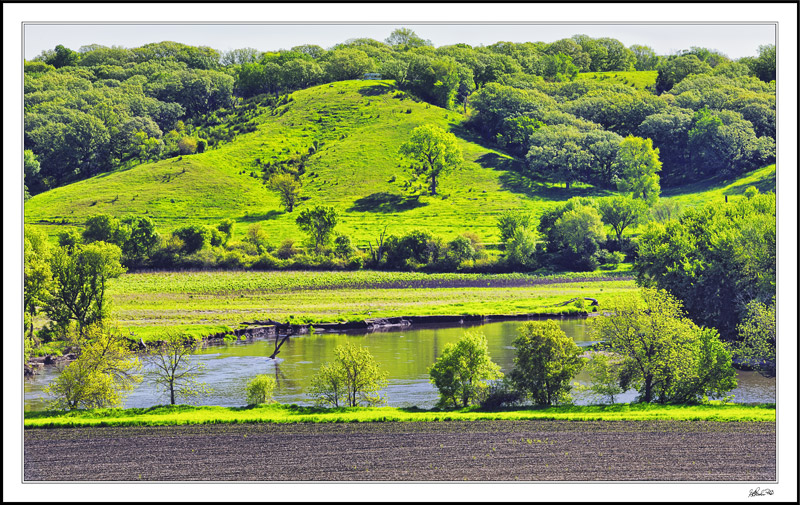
576 70 659 89
95 270 637 340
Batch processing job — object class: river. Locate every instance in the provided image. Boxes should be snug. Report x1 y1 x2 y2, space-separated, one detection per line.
24 319 776 410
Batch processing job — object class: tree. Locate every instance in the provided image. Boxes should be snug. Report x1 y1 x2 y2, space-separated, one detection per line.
309 343 388 407
590 288 737 403
295 205 338 251
634 192 775 338
245 223 270 254
399 125 463 196
43 323 142 410
46 242 126 335
429 332 503 408
526 125 592 190
509 321 584 406
172 224 211 255
733 299 776 376
598 195 648 249
268 173 302 212
613 136 662 205
246 375 277 405
24 150 41 198
385 28 432 49
24 226 52 340
120 215 159 267
496 209 533 243
144 331 212 405
656 54 712 93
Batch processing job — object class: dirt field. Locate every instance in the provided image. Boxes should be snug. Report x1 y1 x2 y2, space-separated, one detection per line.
23 420 775 481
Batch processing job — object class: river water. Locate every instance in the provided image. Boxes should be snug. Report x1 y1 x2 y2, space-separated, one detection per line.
23 319 776 410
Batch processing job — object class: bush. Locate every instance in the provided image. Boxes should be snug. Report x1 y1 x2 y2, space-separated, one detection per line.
333 234 357 259
479 379 524 409
173 225 211 255
246 374 277 405
275 239 300 259
251 252 282 270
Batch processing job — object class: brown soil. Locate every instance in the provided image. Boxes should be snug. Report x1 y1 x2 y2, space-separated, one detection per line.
23 420 775 482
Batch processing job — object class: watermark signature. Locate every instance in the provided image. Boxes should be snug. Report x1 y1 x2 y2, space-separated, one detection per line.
748 487 774 497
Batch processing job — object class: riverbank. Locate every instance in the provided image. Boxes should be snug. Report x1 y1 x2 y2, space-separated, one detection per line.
24 403 776 428
23 419 776 481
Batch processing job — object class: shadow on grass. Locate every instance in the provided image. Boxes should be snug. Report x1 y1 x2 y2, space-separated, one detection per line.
348 192 427 213
357 82 395 97
238 210 283 222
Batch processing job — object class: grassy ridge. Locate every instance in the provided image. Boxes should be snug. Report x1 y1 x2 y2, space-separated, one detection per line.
24 402 776 428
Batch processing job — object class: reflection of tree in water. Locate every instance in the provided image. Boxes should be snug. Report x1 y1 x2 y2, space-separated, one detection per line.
272 361 288 387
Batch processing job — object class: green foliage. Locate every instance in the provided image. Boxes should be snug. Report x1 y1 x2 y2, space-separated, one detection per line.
45 242 126 334
24 225 53 339
497 210 533 243
144 331 212 405
43 323 142 410
333 234 357 259
733 299 775 375
509 321 585 406
504 227 539 271
246 374 277 405
598 195 648 248
429 332 503 408
267 173 302 212
295 205 338 250
309 343 388 407
172 224 211 255
613 136 661 205
399 124 463 195
590 288 737 403
634 192 775 338
573 353 624 404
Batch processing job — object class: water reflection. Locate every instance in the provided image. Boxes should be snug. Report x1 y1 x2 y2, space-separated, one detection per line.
24 319 775 410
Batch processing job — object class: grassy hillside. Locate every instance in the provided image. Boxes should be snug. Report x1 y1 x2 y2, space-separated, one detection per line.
576 70 658 90
25 80 580 247
25 78 774 249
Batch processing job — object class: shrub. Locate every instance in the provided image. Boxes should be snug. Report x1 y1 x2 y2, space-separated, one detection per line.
251 252 282 270
246 374 277 405
333 234 357 259
172 225 211 255
275 239 300 259
479 378 524 409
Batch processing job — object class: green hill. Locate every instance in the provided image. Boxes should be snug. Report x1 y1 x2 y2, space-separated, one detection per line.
576 70 658 90
24 79 774 248
25 80 567 247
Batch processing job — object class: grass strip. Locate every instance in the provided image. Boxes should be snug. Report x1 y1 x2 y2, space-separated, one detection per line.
24 402 775 428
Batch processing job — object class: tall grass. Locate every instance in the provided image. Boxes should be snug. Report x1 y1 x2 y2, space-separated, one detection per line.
24 402 776 428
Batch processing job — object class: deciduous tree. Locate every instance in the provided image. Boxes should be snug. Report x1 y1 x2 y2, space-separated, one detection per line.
429 332 503 408
144 331 212 405
509 320 585 406
295 205 338 251
399 124 462 196
309 344 388 407
612 136 662 205
268 173 302 212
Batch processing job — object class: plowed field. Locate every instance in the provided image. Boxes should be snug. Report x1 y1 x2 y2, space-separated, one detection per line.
24 420 775 481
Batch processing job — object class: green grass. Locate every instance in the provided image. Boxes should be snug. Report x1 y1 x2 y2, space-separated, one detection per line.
661 164 776 208
25 80 574 247
577 70 658 90
24 402 776 428
91 270 638 340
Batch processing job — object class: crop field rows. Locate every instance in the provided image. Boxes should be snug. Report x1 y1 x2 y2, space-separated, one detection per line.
24 420 775 481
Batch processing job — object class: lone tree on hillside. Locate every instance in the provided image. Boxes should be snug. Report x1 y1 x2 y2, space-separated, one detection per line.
295 205 338 251
399 124 463 196
268 173 302 212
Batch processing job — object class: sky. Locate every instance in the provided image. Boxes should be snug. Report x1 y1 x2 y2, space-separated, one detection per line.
23 22 776 61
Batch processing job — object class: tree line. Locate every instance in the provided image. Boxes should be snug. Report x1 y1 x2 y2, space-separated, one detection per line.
24 31 776 196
